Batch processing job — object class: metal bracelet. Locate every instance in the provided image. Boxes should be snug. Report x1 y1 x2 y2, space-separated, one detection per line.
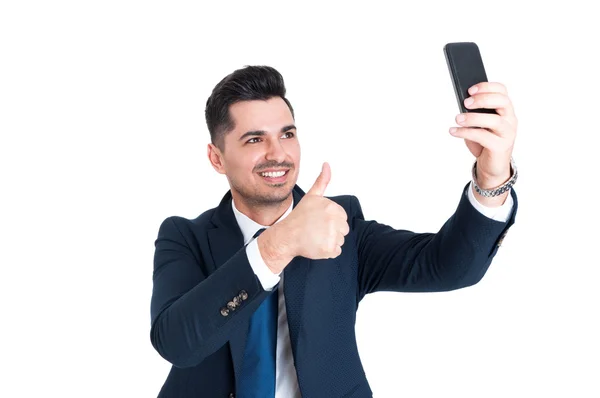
472 157 518 197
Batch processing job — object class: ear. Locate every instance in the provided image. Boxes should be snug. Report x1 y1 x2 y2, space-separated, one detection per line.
207 143 226 174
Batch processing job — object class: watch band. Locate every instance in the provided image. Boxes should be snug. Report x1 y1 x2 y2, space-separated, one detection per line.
472 157 518 197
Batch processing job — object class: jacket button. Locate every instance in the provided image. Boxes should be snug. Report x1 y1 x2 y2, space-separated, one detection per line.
239 290 248 300
233 296 240 306
220 307 229 316
227 301 236 311
229 393 235 398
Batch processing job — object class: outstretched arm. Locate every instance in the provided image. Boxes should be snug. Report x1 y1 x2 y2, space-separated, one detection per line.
353 181 517 300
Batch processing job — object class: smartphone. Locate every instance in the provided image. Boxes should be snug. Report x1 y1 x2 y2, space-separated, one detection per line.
443 42 497 115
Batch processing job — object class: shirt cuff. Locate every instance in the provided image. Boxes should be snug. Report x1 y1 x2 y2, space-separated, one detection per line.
466 180 514 223
246 238 281 291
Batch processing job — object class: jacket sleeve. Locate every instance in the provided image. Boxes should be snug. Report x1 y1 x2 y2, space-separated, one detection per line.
352 181 518 300
149 216 274 368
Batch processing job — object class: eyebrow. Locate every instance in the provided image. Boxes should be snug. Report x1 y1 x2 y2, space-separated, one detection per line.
238 124 297 141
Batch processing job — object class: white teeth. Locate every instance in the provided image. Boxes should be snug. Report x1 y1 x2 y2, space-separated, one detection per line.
260 171 286 178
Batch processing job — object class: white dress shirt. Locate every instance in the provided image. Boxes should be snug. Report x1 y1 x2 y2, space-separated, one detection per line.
231 181 514 397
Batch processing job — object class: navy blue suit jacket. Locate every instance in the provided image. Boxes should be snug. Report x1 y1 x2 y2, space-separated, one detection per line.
150 181 518 397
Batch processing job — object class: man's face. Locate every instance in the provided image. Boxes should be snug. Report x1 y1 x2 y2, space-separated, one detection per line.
208 96 301 207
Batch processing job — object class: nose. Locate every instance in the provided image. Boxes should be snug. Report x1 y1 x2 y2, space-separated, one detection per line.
265 137 287 163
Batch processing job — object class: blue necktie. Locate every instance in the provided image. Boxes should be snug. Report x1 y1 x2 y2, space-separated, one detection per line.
238 228 278 397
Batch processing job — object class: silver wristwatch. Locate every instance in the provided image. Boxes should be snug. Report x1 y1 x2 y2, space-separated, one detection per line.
472 157 518 197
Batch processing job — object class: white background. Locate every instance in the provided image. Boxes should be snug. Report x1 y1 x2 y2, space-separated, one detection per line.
1 1 599 397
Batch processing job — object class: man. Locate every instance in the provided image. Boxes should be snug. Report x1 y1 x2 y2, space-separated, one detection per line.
150 65 518 397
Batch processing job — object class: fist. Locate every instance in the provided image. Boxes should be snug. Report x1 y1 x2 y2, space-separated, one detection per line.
282 162 350 260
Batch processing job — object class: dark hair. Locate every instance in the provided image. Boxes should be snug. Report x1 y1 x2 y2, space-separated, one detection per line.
205 65 295 151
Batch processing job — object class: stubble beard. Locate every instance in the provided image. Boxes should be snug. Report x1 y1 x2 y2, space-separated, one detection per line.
230 178 293 208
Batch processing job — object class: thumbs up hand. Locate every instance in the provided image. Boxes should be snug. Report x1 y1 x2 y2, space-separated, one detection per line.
257 162 350 274
278 162 349 260
306 161 332 196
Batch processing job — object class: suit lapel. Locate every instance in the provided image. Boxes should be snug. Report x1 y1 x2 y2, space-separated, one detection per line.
283 255 310 365
206 185 311 383
284 187 311 363
282 187 312 368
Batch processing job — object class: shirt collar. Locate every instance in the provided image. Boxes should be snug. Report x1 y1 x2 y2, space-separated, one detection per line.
231 197 294 244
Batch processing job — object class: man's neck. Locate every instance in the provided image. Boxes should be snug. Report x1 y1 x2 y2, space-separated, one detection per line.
231 193 293 227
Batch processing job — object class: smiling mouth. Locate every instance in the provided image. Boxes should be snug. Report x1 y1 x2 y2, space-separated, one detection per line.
257 169 290 183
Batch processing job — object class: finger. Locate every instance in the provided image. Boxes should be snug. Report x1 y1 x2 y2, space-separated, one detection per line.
330 245 342 259
468 82 508 96
335 204 348 222
455 113 510 136
336 233 345 248
340 221 350 236
449 127 504 150
307 162 331 196
464 93 514 117
464 138 483 158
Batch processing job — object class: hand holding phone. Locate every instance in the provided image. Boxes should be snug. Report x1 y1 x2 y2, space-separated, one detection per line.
444 42 497 115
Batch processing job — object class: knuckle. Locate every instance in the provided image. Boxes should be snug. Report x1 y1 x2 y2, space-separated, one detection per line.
319 241 329 256
496 117 506 130
324 200 336 213
338 221 349 235
328 221 337 235
328 239 338 253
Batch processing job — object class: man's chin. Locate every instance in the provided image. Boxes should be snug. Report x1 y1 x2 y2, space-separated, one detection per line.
251 184 292 205
232 176 296 206
261 188 292 203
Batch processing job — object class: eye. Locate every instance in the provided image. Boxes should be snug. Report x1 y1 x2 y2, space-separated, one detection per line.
282 132 295 139
247 137 261 144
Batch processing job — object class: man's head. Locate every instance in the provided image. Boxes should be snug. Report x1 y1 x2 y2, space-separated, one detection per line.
205 66 300 209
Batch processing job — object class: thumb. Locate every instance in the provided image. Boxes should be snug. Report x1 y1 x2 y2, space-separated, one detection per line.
307 162 331 196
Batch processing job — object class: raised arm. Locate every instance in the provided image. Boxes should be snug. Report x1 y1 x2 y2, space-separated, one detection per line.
352 182 517 300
